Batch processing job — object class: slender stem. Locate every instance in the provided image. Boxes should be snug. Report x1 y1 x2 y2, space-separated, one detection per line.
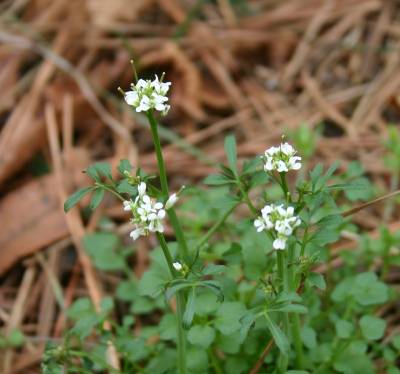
276 251 285 291
288 244 304 369
176 292 187 374
156 233 187 374
276 250 289 372
239 183 257 215
147 110 189 260
147 111 170 196
208 348 223 374
168 208 190 260
156 233 176 276
279 172 291 203
194 202 239 251
148 110 188 374
98 183 125 201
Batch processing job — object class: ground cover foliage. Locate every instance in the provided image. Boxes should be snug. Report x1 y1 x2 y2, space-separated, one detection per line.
51 82 400 372
1 1 400 373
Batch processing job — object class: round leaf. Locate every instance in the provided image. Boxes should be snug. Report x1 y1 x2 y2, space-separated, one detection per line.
360 315 386 340
188 325 215 348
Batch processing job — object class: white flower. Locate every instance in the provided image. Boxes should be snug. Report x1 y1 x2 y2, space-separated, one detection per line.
130 227 145 241
263 142 302 173
165 193 178 209
123 74 171 115
124 91 139 106
152 75 171 96
123 200 133 211
173 261 183 271
273 237 287 250
254 203 301 250
254 218 266 232
280 142 294 155
138 182 146 196
136 95 151 112
124 181 167 240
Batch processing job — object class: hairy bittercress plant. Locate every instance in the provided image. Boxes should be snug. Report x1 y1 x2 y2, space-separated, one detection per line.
47 67 397 374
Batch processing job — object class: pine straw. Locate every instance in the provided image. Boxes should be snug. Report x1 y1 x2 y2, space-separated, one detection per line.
0 0 400 372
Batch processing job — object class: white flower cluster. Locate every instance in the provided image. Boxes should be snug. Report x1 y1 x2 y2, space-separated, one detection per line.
263 142 301 173
124 75 171 115
123 182 178 240
254 204 301 250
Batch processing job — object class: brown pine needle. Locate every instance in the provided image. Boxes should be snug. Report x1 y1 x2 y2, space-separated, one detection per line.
342 189 400 218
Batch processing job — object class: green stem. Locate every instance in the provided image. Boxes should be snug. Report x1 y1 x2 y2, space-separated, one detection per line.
98 184 125 201
276 250 289 372
168 208 190 260
147 111 169 196
156 233 176 276
176 292 187 374
208 347 223 374
288 244 304 369
147 110 189 260
195 202 239 251
156 233 187 374
239 183 257 215
279 172 291 203
147 110 188 374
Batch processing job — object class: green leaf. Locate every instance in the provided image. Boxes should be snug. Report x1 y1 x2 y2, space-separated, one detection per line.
264 313 289 355
93 162 112 180
270 303 307 314
335 319 354 339
203 174 236 186
86 165 100 181
116 337 148 363
307 272 326 290
217 331 242 354
201 280 224 302
360 315 386 340
90 188 105 210
202 264 226 276
188 325 215 348
83 233 125 271
352 272 389 306
64 186 93 212
187 347 209 373
67 298 94 319
195 292 219 316
242 156 262 175
138 271 167 297
116 280 138 302
71 315 99 340
118 159 132 175
344 177 374 201
8 329 24 347
100 297 114 314
224 134 238 174
183 288 196 329
159 314 177 341
392 335 400 350
165 280 192 300
301 326 317 349
333 341 373 374
117 179 137 195
215 302 246 335
331 277 353 303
